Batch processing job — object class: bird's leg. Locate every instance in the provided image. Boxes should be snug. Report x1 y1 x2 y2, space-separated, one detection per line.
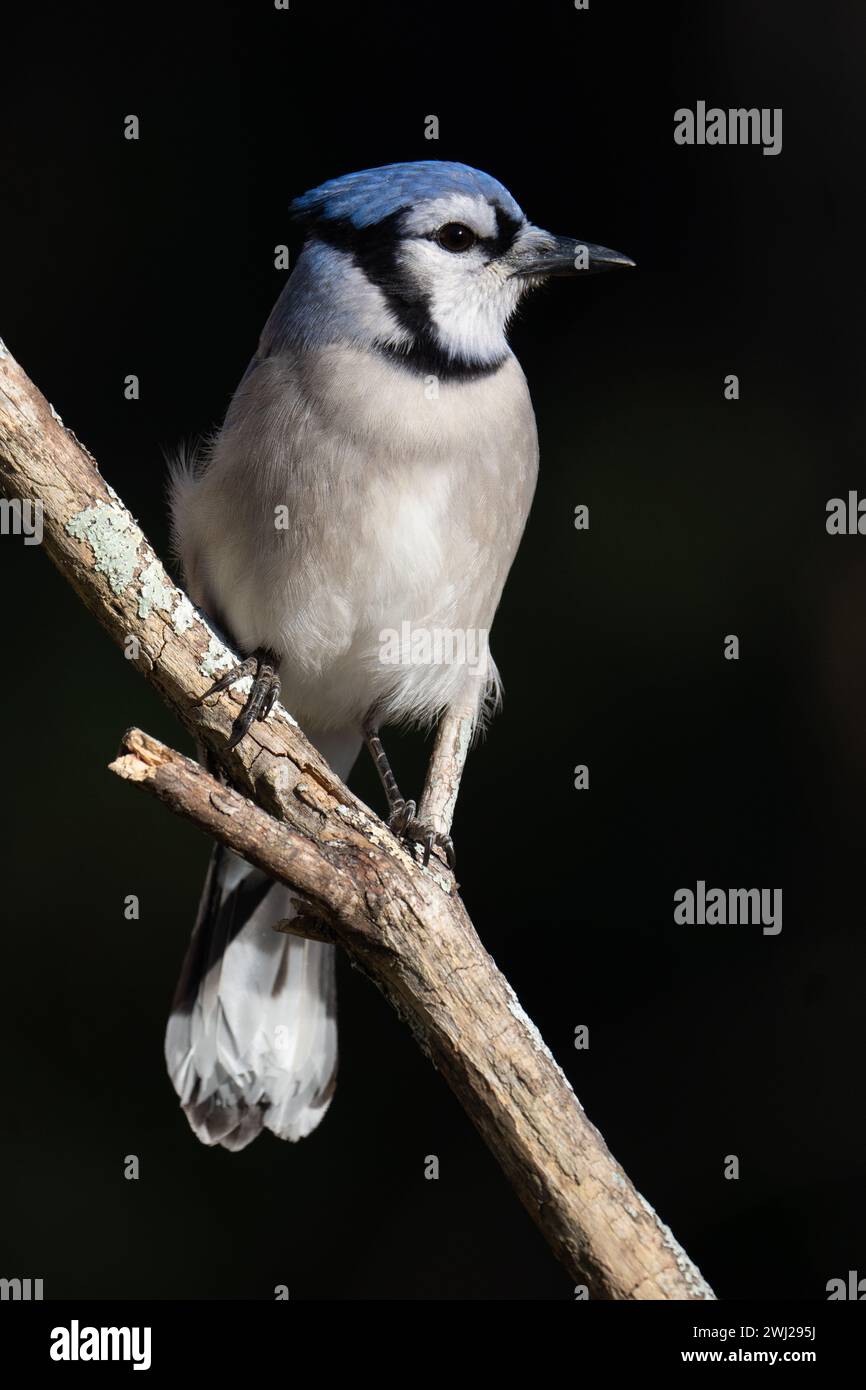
193 646 282 750
363 708 472 873
363 717 416 835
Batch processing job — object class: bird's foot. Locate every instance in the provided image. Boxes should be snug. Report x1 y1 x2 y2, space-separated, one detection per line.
387 798 416 836
389 800 456 871
193 646 281 750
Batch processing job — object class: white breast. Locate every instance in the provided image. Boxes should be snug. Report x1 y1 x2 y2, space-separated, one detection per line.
173 346 539 732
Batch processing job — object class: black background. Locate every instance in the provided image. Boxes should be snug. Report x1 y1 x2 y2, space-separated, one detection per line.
1 0 864 1300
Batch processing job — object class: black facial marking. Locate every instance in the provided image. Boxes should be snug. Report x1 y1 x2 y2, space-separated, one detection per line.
314 210 429 340
376 337 507 383
491 206 524 256
308 205 514 383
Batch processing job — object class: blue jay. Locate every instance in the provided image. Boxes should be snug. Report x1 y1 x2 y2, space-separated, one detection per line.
166 161 633 1150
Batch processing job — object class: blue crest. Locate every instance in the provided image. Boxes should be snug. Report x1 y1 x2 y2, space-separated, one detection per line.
290 161 524 229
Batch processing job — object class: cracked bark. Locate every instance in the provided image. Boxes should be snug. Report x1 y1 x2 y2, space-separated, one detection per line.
0 338 715 1300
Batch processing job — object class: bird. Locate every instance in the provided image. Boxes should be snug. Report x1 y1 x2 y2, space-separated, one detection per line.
165 160 634 1151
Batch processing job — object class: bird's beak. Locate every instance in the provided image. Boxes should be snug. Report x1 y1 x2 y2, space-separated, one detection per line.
509 232 636 279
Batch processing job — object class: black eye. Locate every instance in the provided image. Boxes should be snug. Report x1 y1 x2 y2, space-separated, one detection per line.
435 222 477 253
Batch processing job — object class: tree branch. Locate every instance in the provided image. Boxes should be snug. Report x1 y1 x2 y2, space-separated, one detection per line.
0 337 715 1300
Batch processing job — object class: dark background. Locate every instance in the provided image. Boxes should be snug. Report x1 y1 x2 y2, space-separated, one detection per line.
1 0 864 1300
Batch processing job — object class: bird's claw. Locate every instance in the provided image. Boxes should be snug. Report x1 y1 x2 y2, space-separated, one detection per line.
192 646 281 750
388 799 416 836
389 805 456 871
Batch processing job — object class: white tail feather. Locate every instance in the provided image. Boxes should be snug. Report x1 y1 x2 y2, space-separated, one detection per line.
165 729 361 1150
